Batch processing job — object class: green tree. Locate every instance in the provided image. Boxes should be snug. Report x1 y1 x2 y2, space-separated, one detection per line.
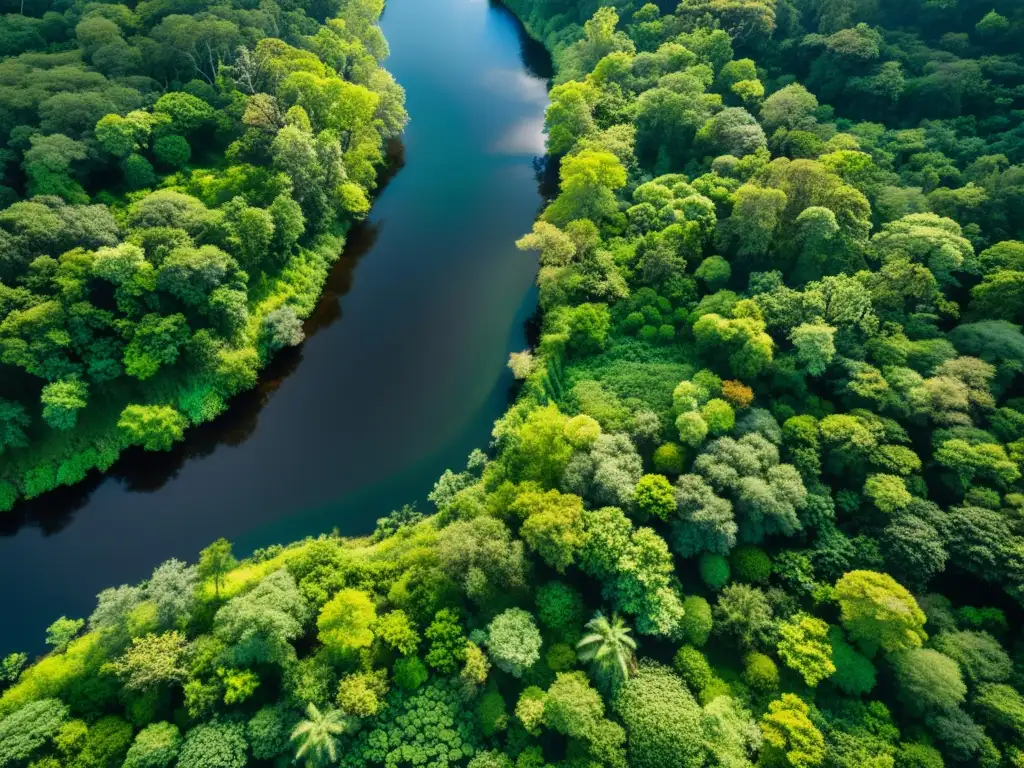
198 538 236 600
759 694 825 768
22 133 88 202
791 322 837 376
153 92 215 135
931 631 1012 685
177 722 247 768
543 671 626 766
0 699 67 767
828 626 876 696
713 583 774 649
486 608 542 678
973 683 1024 742
108 631 187 691
576 611 637 691
634 474 676 521
835 570 927 656
513 488 587 572
117 405 186 451
374 610 419 656
123 722 181 768
613 662 706 768
40 379 87 430
0 399 30 454
44 616 84 653
743 651 780 692
776 614 835 686
890 648 966 716
545 80 599 155
543 150 627 227
424 609 467 674
679 596 713 648
317 588 377 654
214 570 305 666
153 135 191 169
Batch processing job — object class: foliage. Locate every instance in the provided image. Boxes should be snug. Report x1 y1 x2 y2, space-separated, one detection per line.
8 3 1024 768
123 722 181 768
486 609 542 678
576 611 637 691
759 694 825 768
613 663 706 768
835 571 926 656
776 614 834 687
317 589 377 654
0 0 405 507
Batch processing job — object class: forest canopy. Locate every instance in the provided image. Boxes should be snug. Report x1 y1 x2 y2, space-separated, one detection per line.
0 0 407 509
4 1 1024 768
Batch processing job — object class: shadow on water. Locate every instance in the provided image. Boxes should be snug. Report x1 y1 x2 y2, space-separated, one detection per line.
495 1 553 82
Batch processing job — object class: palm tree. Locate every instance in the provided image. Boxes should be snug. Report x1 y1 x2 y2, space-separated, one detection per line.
291 703 348 767
576 611 638 690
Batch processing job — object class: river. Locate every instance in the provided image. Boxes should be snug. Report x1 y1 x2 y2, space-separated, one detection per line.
0 0 552 656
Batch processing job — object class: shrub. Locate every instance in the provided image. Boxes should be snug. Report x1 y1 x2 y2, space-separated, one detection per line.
153 135 191 168
678 596 712 647
652 443 685 475
673 646 713 693
393 657 429 690
742 652 779 692
730 545 772 583
486 609 542 677
699 553 730 590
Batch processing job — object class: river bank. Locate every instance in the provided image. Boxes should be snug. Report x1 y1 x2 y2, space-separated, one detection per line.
0 0 552 657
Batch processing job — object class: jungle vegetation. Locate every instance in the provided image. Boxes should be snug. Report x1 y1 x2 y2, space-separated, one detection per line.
3 1 1024 768
0 0 407 509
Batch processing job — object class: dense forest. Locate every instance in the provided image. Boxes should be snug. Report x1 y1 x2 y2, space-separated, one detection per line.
4 1 1024 768
0 0 407 510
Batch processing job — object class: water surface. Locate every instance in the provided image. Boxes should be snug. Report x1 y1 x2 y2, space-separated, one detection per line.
0 0 551 655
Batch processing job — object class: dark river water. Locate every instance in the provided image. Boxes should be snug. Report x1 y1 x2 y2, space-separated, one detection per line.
0 0 552 656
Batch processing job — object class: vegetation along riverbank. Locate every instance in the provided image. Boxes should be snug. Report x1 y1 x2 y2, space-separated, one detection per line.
3 1 1024 768
0 0 407 510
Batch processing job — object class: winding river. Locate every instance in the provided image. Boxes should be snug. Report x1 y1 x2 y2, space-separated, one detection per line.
0 0 552 656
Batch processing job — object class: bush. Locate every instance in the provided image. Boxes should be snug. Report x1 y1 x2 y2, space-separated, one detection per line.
652 443 685 475
742 652 779 692
678 596 712 647
730 545 772 584
701 399 735 436
486 609 542 677
393 657 429 690
122 154 156 189
613 663 705 768
673 646 713 693
699 553 730 590
153 135 191 168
